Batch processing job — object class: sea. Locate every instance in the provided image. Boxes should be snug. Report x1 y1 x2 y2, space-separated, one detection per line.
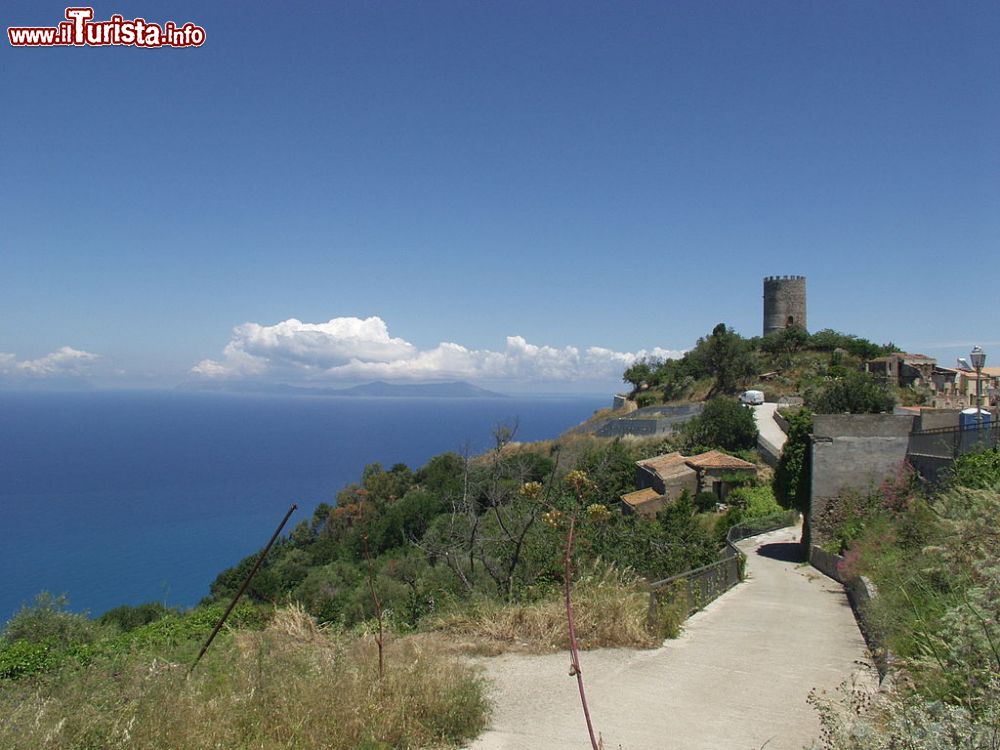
0 390 604 624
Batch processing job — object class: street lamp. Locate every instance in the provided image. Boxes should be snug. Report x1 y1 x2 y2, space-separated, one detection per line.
970 346 986 427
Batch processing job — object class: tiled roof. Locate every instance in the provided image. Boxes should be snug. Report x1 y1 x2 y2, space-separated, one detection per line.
637 452 688 476
683 450 757 471
620 488 663 508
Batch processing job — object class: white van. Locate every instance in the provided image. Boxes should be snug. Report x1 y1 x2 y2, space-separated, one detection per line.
740 390 765 406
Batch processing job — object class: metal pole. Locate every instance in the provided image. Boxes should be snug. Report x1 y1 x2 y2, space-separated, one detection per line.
189 503 297 673
976 364 983 428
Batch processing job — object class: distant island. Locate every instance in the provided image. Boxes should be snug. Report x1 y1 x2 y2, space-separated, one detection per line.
179 379 508 399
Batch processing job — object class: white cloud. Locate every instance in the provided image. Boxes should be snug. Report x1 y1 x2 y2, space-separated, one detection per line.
192 316 681 384
0 346 100 378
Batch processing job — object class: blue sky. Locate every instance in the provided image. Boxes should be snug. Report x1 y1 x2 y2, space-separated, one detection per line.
2 1 997 391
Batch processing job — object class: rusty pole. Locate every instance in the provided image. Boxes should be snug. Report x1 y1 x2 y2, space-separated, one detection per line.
189 503 297 673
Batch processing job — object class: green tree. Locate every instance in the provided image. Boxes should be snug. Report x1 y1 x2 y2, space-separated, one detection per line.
687 323 757 395
681 397 758 452
760 325 809 355
773 409 812 513
623 359 658 394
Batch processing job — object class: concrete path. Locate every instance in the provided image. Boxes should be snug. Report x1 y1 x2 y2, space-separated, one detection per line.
466 526 874 750
754 403 788 461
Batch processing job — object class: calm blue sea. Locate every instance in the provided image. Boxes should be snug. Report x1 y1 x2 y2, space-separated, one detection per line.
0 390 603 624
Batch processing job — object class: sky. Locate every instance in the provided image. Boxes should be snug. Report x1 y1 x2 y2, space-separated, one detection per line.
1 1 998 393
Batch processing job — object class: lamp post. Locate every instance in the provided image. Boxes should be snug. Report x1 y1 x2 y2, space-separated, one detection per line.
970 345 986 427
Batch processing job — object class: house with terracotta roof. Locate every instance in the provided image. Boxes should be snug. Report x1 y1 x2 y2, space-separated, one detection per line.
621 450 759 517
635 452 697 494
620 488 669 518
683 450 758 499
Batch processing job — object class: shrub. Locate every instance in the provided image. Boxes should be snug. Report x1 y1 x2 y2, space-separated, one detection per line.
635 390 661 408
727 486 782 518
0 639 60 680
807 370 895 414
2 592 100 649
945 448 1000 490
98 602 173 632
694 491 718 513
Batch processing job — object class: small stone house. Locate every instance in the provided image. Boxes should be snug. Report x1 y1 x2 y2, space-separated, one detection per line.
620 488 668 518
635 452 698 496
683 450 758 499
621 450 758 516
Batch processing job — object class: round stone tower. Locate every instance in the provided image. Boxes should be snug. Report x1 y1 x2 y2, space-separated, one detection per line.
763 275 807 336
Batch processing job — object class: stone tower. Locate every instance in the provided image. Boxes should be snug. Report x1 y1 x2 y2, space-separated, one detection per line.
763 275 807 336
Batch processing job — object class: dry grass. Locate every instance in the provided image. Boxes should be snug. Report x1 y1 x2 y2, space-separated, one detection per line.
432 563 668 653
0 604 487 750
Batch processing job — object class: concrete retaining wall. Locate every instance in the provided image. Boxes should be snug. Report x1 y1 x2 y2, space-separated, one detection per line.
809 544 843 582
809 545 891 680
757 434 782 467
593 403 703 439
811 414 915 533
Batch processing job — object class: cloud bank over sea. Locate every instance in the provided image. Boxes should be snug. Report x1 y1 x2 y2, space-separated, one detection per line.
192 316 681 386
0 346 100 379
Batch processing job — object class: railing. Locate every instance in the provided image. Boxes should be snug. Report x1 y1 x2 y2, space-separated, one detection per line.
646 511 799 628
907 423 1000 460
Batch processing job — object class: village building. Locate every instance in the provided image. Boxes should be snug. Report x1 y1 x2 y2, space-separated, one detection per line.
620 487 669 518
684 450 759 498
864 352 936 388
622 450 758 517
634 452 697 496
928 366 1000 409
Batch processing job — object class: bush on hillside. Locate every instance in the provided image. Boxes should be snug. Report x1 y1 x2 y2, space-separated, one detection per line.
944 448 1000 490
807 370 895 414
681 397 758 452
99 602 173 633
2 593 101 650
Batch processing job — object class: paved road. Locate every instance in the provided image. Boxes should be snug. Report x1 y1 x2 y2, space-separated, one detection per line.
466 526 874 750
754 402 788 460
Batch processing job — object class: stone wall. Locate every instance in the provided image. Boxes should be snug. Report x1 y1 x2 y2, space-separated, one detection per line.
595 418 667 438
810 414 915 539
593 403 703 439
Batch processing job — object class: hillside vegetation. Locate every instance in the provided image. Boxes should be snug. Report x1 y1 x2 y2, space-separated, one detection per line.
1 415 789 748
2 324 848 749
0 603 486 750
623 323 902 412
810 451 1000 749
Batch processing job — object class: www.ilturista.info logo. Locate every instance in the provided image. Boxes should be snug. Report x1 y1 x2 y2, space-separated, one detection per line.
8 7 205 48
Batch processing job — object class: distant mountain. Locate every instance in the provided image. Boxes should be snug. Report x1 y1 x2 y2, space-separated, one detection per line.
338 381 507 398
178 380 508 399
